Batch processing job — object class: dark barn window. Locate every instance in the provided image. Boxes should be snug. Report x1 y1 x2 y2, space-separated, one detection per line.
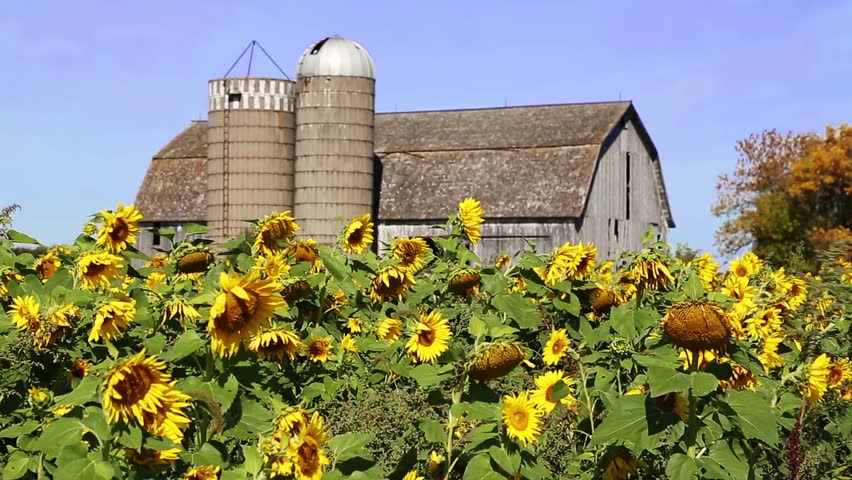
625 152 631 220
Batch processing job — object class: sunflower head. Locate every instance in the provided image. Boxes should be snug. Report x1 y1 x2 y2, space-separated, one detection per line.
376 317 403 342
405 310 452 363
68 358 91 379
126 447 182 468
281 278 311 303
34 252 61 282
76 251 123 290
249 329 302 361
183 465 221 480
501 391 543 445
601 448 643 480
341 213 374 254
662 301 732 352
370 266 415 303
588 286 618 314
305 336 333 363
457 197 485 245
542 329 570 366
288 411 330 480
391 237 429 271
448 269 481 296
102 351 173 425
252 251 291 281
89 297 137 343
654 393 689 421
253 211 300 254
804 353 831 405
630 254 674 291
530 370 576 413
172 243 215 274
827 359 852 388
285 239 319 264
469 342 525 381
96 203 143 253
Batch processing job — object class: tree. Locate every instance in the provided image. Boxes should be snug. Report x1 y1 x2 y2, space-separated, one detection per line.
713 124 852 268
0 204 20 240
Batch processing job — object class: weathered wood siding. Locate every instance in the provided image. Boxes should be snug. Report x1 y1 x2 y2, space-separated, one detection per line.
378 221 577 263
578 116 668 258
136 222 203 259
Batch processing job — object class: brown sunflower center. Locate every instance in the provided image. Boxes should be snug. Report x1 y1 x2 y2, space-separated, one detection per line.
655 393 677 412
219 290 259 332
113 365 155 406
828 365 843 385
110 219 130 242
545 385 556 403
348 227 363 244
510 408 529 430
309 341 327 357
735 265 748 277
293 245 317 263
418 327 436 347
297 437 320 474
85 262 109 277
552 339 566 354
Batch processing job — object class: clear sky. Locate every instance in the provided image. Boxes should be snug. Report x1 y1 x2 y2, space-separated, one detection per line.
2 1 850 256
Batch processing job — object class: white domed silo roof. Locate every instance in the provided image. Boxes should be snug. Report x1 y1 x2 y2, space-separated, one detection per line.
297 36 375 78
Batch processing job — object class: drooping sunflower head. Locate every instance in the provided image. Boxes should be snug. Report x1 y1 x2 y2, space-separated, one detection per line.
305 336 333 363
573 242 598 279
140 387 192 444
542 329 570 366
89 298 136 343
102 351 174 425
376 317 403 342
249 329 303 361
469 342 525 381
162 296 201 324
208 272 286 358
662 301 732 351
630 255 674 291
757 333 785 372
428 451 445 477
96 203 143 253
172 243 215 274
68 358 91 379
281 278 312 303
803 353 831 405
587 285 618 314
34 251 61 282
690 252 719 289
391 237 429 271
405 310 452 363
494 254 512 270
76 251 123 290
448 269 481 296
323 290 347 314
288 412 330 480
601 448 643 480
501 391 543 445
183 465 221 480
285 239 320 263
370 266 415 303
457 197 485 245
126 447 182 468
340 213 374 254
530 370 576 413
254 211 300 254
654 393 689 421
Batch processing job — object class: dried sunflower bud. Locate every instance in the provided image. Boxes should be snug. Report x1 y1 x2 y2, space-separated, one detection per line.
662 301 732 351
469 342 525 381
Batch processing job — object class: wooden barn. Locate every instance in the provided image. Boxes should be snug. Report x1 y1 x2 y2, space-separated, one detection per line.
134 100 674 261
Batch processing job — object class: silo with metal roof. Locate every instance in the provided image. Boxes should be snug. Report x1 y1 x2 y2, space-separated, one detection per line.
207 76 296 242
294 36 376 244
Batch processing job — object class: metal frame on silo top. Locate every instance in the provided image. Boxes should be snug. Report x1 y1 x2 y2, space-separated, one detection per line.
207 77 296 242
294 75 376 245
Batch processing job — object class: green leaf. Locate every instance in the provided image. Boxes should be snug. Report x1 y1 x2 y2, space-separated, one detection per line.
2 450 31 480
491 293 540 329
683 271 705 299
691 372 720 397
117 424 143 449
419 419 445 443
409 364 451 387
467 401 500 421
230 398 274 438
183 223 212 236
666 454 699 479
319 247 348 281
7 230 40 245
54 376 99 406
549 380 570 402
469 317 487 339
726 390 779 445
327 432 375 462
242 444 262 476
488 446 520 475
610 305 638 340
81 407 110 441
220 469 248 480
160 330 207 361
0 419 40 438
700 440 749 479
191 442 227 468
553 294 581 317
30 417 86 454
463 454 509 480
589 395 647 447
54 459 114 480
647 366 691 396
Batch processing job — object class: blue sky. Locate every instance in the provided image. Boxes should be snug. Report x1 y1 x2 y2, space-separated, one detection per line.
2 1 851 256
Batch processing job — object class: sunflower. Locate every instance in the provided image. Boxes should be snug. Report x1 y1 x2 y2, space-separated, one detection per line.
469 342 525 381
803 353 831 405
690 252 719 289
0 269 23 298
458 197 485 245
785 278 808 311
102 351 175 426
162 297 201 323
428 451 445 478
501 391 543 445
68 358 91 379
341 334 359 354
147 253 169 269
391 237 429 271
448 269 481 296
288 412 330 480
406 310 452 363
631 256 674 291
728 255 757 279
141 387 192 443
662 301 731 351
126 447 182 467
96 203 143 253
183 465 220 480
254 211 300 254
8 295 40 331
276 407 309 437
625 384 649 396
249 329 303 361
89 298 136 342
76 251 123 290
346 317 362 333
28 387 50 405
208 272 286 358
678 349 717 370
542 329 570 366
654 393 688 421
173 244 215 274
720 364 760 391
376 317 403 342
722 277 756 318
340 213 374 254
560 242 597 279
370 266 415 303
495 254 511 270
745 307 782 340
305 336 333 363
253 251 291 281
588 285 618 314
402 471 425 480
34 251 61 282
603 450 642 480
323 290 347 314
281 278 312 303
827 358 852 388
145 271 167 291
530 370 576 413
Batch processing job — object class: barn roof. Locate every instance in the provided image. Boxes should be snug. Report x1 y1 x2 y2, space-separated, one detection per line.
134 122 207 222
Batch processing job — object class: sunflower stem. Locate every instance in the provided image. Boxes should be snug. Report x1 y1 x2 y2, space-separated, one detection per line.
685 349 701 451
577 359 596 436
443 382 464 480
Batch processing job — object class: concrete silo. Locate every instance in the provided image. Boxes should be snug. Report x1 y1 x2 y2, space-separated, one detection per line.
294 36 376 244
207 77 296 242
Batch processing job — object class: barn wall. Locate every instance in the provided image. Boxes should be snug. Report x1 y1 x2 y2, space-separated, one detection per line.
378 221 576 263
578 116 667 258
136 221 205 259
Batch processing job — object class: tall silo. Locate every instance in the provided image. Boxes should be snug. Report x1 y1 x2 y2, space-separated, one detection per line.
207 77 296 242
294 36 376 244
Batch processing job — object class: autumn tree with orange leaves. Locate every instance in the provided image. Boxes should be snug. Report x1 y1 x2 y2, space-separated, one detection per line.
713 124 852 268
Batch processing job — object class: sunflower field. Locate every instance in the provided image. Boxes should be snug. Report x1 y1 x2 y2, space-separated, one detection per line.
0 199 850 480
